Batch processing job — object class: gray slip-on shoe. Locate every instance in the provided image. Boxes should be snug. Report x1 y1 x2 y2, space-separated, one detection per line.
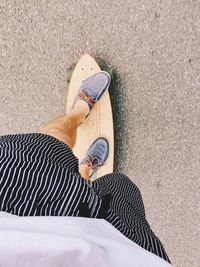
80 137 109 176
73 71 111 112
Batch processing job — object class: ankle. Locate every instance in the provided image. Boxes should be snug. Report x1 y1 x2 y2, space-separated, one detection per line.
67 101 89 125
79 164 91 180
74 100 89 114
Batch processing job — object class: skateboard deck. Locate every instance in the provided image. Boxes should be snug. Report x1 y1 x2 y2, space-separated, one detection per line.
66 54 114 180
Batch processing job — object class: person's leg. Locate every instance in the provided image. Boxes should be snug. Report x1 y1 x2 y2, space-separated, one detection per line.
41 71 111 179
41 100 89 148
92 173 171 263
40 100 90 179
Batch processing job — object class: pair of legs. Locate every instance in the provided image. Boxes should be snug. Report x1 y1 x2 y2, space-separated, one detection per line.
41 100 91 180
41 71 111 180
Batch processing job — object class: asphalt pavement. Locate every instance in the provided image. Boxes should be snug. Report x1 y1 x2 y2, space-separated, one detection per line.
0 1 200 266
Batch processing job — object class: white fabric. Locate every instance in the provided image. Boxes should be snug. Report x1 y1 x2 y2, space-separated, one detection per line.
0 212 172 267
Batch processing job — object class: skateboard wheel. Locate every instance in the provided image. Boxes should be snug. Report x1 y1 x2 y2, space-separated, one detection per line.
103 67 114 79
66 68 74 83
96 58 114 80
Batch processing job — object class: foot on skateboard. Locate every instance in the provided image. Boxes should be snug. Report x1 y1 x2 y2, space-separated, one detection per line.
80 137 109 177
72 71 111 118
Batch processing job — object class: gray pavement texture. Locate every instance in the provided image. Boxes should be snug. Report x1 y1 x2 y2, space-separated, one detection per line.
0 0 200 266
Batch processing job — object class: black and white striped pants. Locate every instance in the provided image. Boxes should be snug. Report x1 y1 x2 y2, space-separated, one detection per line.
0 133 171 263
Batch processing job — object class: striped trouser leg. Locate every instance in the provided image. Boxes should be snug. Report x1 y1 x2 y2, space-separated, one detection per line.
0 134 104 218
92 173 171 264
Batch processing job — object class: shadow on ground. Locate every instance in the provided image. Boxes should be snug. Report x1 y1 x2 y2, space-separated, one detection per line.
97 58 128 172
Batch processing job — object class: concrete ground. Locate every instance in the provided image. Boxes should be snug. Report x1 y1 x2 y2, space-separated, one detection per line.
0 1 199 266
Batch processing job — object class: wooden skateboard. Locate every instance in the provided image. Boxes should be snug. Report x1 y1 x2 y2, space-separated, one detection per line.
66 54 114 180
